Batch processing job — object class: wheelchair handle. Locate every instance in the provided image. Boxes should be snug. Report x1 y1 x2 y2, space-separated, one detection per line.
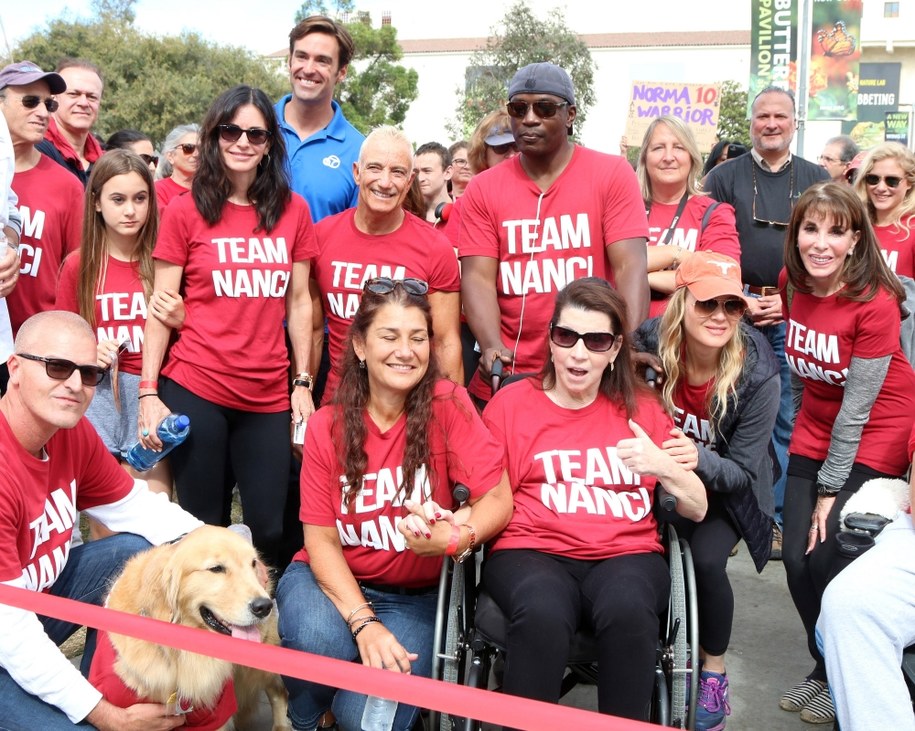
657 486 677 512
453 483 470 505
645 366 658 389
490 358 504 393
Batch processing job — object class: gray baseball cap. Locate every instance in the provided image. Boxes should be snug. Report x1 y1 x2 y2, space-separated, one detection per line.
507 62 575 105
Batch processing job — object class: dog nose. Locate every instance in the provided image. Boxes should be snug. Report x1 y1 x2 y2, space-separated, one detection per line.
250 597 273 619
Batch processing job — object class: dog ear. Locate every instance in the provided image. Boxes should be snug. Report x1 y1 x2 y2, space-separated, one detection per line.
164 559 182 623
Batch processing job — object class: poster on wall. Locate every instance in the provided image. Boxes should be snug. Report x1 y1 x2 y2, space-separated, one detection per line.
807 0 862 120
748 0 798 115
841 63 902 148
625 81 721 153
885 112 910 147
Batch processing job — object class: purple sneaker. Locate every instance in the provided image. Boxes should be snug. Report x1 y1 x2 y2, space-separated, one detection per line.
695 670 731 731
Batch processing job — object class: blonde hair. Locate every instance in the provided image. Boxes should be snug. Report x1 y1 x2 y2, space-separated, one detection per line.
637 116 705 203
467 110 512 174
657 288 745 432
853 141 915 235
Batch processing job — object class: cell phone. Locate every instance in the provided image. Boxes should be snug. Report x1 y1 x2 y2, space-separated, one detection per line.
293 420 306 446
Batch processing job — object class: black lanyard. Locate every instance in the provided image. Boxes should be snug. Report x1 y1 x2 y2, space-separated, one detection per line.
646 192 690 246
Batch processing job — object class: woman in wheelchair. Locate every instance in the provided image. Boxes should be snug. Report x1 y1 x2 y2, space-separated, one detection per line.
634 252 781 730
276 278 512 731
480 278 707 723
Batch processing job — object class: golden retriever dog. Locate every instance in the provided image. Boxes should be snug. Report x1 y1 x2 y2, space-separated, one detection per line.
89 525 291 730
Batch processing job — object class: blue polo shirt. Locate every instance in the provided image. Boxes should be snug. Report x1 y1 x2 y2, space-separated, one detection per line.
274 96 364 223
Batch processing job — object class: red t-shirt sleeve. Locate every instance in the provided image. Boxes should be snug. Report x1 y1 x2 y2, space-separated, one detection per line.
73 420 136 510
601 156 650 245
456 175 500 259
289 194 319 263
154 197 192 267
299 407 340 527
852 291 900 359
55 253 80 313
698 201 741 262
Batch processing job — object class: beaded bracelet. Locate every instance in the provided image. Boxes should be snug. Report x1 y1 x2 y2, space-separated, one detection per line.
346 601 374 626
351 616 382 641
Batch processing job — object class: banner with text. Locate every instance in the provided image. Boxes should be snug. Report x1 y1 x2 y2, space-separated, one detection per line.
748 0 799 115
885 112 910 147
842 63 902 148
625 81 721 153
807 0 862 120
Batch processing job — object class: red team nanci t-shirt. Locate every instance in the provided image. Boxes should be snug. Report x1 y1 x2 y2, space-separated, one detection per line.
646 196 741 318
154 194 318 412
781 284 915 476
155 176 191 211
312 209 460 401
56 254 147 375
295 381 504 587
482 379 673 560
672 377 716 451
874 222 915 278
458 147 649 401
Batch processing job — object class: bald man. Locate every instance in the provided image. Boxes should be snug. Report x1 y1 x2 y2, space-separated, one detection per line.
0 310 201 730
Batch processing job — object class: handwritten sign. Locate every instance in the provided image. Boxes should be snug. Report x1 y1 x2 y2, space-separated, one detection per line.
625 81 721 153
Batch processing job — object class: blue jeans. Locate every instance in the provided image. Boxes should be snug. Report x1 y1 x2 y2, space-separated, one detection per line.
0 533 151 731
757 319 791 528
276 561 437 731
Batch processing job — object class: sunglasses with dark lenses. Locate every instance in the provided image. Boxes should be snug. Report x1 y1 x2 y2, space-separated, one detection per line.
139 154 159 166
693 298 748 319
218 124 272 146
17 353 106 386
506 100 569 119
363 277 430 296
549 324 617 353
487 141 517 155
175 143 197 155
21 95 59 113
864 174 903 189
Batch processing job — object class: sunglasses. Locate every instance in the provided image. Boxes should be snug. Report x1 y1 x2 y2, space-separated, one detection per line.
139 153 159 167
864 174 903 189
549 324 617 353
174 143 197 155
506 100 569 119
487 141 517 155
20 95 59 112
17 353 106 386
364 277 429 296
693 298 748 319
218 124 272 146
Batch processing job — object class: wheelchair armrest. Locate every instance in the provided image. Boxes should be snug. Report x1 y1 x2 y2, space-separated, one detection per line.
843 512 891 536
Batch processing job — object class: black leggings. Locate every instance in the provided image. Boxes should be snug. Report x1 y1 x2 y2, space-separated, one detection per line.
782 456 893 682
667 496 740 657
160 378 292 569
482 549 669 722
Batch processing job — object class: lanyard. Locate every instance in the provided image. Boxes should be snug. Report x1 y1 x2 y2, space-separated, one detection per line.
646 192 690 246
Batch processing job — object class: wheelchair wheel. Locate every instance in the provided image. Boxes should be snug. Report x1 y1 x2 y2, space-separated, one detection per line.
651 657 671 726
666 524 698 729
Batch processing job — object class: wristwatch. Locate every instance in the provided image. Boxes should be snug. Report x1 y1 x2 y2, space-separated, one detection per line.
292 372 314 390
453 524 477 564
816 482 838 496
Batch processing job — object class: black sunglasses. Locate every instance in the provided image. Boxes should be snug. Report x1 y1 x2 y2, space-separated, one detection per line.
693 298 748 319
506 100 569 119
17 353 106 386
20 95 59 113
487 141 517 155
864 174 903 189
139 153 159 166
174 143 197 155
549 324 617 353
363 277 429 296
218 124 272 146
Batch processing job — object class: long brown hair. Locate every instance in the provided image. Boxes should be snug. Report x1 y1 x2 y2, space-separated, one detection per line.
78 150 158 327
332 286 442 508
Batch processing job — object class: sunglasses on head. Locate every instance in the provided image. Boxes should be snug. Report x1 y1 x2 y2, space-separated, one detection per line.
17 353 106 386
693 298 748 319
174 143 197 155
487 141 517 155
363 277 430 296
506 100 569 119
139 153 159 166
549 324 617 353
218 124 272 146
20 95 59 112
864 174 903 189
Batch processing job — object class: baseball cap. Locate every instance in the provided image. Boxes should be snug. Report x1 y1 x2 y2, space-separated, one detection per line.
484 122 514 147
0 61 66 94
507 62 575 105
844 151 867 184
675 252 748 303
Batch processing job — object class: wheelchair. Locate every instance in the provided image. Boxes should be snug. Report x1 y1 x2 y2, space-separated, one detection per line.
428 518 699 729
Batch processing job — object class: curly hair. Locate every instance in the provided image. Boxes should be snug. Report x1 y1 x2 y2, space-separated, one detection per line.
853 141 915 235
192 85 290 232
332 286 442 508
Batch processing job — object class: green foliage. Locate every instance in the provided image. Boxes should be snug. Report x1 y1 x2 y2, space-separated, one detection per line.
295 0 355 24
451 0 595 140
716 80 751 148
14 15 286 146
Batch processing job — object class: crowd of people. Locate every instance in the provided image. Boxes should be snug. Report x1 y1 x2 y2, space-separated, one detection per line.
0 13 914 731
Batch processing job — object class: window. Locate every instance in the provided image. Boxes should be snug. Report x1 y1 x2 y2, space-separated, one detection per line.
885 2 900 18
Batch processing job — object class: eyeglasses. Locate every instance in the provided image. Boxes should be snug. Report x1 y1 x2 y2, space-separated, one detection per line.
751 162 795 228
139 154 159 167
452 157 469 167
363 277 429 296
864 174 903 189
486 141 517 155
818 155 840 165
19 95 59 112
549 324 617 353
506 100 569 119
693 298 748 319
174 143 197 155
16 353 106 386
218 124 272 146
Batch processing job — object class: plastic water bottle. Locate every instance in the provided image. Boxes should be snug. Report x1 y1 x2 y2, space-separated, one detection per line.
125 414 190 472
361 695 397 731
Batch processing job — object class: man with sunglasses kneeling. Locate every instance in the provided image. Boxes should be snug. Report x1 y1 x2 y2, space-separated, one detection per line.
0 310 203 731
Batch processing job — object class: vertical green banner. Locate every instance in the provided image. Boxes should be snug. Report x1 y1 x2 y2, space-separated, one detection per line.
748 0 799 116
808 0 862 120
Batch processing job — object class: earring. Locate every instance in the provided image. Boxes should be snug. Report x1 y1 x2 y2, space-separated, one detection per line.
358 359 366 369
610 361 615 372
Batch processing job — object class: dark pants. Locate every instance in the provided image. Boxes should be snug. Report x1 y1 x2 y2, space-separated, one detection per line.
483 549 669 722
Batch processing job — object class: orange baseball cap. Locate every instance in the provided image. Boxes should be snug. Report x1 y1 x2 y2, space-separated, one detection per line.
675 251 748 303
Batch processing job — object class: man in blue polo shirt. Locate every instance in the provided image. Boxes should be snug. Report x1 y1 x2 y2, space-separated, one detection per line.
275 15 364 222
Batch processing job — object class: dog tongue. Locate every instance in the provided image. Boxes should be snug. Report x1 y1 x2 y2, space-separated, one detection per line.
230 624 262 643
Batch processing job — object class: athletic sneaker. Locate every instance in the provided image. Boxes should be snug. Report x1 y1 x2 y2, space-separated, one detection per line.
695 670 731 731
799 685 835 724
771 523 783 561
780 678 827 712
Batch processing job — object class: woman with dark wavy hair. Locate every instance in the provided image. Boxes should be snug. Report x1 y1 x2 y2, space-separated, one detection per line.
138 85 318 569
277 278 512 731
